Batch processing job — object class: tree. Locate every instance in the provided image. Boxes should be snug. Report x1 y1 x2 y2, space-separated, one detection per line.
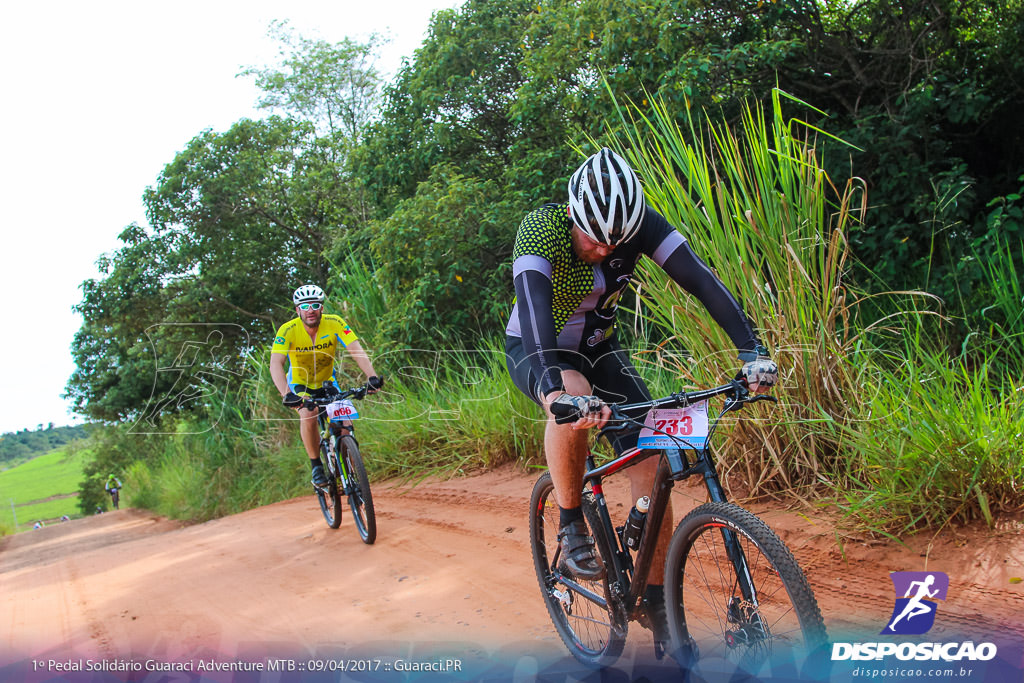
368 165 518 350
69 27 392 423
241 22 385 143
68 118 340 422
357 0 536 214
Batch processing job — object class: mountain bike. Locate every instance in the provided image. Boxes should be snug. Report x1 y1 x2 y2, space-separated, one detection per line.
530 379 827 674
106 486 120 510
304 382 377 543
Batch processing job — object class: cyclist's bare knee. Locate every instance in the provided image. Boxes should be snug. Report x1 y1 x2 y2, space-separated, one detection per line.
560 369 593 396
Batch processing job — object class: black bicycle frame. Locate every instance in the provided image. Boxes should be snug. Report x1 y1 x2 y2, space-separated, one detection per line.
309 385 367 483
575 382 769 623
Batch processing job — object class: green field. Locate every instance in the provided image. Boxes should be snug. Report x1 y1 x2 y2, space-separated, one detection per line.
0 445 89 533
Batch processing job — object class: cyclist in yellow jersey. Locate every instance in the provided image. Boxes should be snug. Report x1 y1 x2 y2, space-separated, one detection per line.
270 284 383 486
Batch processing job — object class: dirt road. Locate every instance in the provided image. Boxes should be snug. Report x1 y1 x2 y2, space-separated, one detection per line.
2 465 1023 682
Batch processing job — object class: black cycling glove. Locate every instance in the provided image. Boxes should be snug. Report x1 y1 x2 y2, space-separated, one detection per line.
282 391 304 408
367 375 385 393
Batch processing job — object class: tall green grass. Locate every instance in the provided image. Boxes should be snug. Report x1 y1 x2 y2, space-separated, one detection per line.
349 342 544 482
118 333 546 522
839 351 1024 532
607 89 869 496
603 88 1024 530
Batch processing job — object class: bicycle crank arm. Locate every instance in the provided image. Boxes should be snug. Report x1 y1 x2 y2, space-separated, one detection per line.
548 572 608 609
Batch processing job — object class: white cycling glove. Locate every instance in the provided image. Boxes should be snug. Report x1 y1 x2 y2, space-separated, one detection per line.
550 393 605 419
741 357 778 392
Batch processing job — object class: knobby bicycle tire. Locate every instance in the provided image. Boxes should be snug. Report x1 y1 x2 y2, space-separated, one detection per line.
339 435 376 544
528 472 625 668
316 439 343 529
664 501 828 676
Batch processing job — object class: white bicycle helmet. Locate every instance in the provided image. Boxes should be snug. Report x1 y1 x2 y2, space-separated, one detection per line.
567 147 646 246
292 284 325 305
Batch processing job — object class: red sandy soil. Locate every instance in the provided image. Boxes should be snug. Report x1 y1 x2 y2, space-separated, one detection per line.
2 465 1022 680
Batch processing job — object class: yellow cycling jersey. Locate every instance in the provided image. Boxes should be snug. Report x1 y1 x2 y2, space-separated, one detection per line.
271 314 359 389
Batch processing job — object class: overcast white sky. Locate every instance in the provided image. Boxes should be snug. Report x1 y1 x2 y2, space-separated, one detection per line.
0 0 462 434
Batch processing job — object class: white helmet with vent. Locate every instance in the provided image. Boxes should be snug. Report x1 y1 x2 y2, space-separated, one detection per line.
567 147 646 246
292 284 325 305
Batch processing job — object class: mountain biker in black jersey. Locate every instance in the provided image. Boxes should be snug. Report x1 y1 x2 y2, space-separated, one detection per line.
270 284 383 487
504 147 778 652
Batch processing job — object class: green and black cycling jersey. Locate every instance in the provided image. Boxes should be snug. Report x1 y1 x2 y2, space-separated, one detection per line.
505 202 762 397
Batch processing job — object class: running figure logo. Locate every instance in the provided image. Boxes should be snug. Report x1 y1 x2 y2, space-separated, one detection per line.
882 571 949 635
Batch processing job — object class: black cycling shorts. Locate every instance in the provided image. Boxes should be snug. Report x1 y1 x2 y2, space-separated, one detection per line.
505 335 652 454
291 384 336 399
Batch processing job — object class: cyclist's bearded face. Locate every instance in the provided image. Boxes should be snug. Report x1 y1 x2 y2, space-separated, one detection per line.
297 305 323 328
572 226 616 264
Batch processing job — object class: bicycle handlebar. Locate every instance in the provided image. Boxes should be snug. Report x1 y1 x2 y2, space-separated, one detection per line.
550 379 776 425
302 381 377 411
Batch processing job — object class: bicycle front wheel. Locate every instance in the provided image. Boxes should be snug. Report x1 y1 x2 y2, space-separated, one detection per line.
317 440 343 529
528 472 624 668
665 501 827 675
339 435 376 544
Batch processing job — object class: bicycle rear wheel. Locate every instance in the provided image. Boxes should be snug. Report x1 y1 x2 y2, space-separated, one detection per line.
664 501 827 675
316 440 342 529
339 435 376 544
528 472 625 668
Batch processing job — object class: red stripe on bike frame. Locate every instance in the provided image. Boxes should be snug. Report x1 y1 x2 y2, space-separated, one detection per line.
588 447 649 479
592 482 604 496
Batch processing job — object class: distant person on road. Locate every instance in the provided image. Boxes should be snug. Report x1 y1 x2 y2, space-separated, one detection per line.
270 284 383 487
33 520 43 529
105 474 122 509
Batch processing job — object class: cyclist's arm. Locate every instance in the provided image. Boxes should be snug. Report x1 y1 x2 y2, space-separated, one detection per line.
269 352 291 398
654 234 763 355
344 339 378 380
513 260 565 400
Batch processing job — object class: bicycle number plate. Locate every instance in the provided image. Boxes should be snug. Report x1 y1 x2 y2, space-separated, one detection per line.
637 402 709 450
327 399 359 421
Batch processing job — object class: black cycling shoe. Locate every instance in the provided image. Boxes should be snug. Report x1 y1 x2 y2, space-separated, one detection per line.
557 520 606 581
311 464 328 487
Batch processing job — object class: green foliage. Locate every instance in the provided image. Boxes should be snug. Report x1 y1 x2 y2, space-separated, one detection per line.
609 89 869 494
354 342 544 480
608 88 1023 529
68 116 352 423
839 350 1024 533
241 21 385 142
80 340 544 522
68 24 386 425
357 0 535 213
63 0 1024 536
77 425 163 515
367 165 517 351
0 423 88 467
0 444 89 532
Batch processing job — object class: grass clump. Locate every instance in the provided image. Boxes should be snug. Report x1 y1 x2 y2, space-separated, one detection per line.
604 88 1024 531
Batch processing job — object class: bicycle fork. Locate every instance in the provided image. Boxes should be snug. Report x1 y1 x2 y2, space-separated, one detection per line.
701 452 769 647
